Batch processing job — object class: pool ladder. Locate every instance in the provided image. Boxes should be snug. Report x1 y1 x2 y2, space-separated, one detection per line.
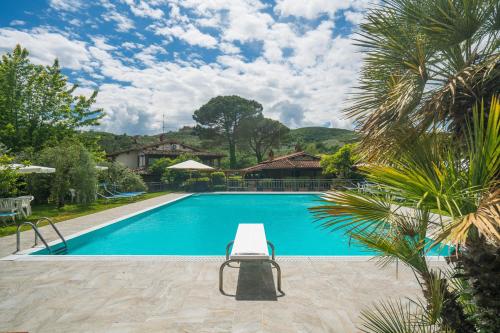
16 217 68 254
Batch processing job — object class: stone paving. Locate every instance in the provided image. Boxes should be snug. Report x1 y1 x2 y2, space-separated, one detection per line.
0 193 444 332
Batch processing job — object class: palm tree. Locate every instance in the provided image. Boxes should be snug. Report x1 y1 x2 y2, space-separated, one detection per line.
312 99 499 332
347 0 499 160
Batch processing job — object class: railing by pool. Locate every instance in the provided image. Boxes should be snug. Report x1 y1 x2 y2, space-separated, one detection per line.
225 179 359 192
146 182 170 192
145 179 361 193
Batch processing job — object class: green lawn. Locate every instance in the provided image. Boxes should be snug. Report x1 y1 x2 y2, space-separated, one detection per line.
0 191 171 237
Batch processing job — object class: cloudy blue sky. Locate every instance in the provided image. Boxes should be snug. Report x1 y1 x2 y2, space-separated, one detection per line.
0 0 372 135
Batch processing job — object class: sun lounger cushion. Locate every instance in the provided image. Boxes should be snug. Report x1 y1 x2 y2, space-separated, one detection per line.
0 212 16 217
230 224 270 260
117 191 145 196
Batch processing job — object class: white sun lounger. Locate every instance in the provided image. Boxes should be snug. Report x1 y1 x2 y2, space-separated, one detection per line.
219 224 283 295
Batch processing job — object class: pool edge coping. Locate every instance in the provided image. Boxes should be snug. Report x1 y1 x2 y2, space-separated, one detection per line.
0 255 447 262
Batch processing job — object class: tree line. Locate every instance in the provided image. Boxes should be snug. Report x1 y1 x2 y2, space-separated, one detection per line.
0 45 145 206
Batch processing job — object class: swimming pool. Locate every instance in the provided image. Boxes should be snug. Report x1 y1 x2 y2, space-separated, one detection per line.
32 194 448 256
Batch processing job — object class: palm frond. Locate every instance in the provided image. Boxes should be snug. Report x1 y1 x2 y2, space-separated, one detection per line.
348 0 499 150
359 299 445 333
436 189 500 246
310 190 394 234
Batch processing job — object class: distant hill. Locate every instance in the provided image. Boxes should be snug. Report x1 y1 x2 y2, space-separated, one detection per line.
81 126 204 154
287 127 357 148
83 126 358 167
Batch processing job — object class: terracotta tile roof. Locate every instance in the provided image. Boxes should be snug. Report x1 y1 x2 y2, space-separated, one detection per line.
242 151 321 172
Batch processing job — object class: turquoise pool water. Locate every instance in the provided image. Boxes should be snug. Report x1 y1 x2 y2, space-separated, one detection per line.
32 194 449 256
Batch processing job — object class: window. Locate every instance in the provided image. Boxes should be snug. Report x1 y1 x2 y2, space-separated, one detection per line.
139 153 146 167
172 144 177 150
148 157 159 165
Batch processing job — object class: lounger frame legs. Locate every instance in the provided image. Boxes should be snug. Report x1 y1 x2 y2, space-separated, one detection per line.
225 241 234 260
219 259 283 295
266 241 276 260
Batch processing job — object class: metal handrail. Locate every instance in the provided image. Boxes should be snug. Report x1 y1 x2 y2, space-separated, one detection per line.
16 217 67 254
35 217 67 249
16 222 51 253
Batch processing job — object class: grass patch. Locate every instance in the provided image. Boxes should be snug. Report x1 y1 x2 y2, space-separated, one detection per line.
0 191 171 237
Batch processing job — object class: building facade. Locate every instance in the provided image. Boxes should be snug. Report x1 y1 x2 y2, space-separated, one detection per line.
107 140 225 170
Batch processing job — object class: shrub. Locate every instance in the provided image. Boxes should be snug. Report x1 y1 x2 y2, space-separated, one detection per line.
118 171 147 192
162 169 190 189
100 162 147 192
212 185 227 191
0 153 20 197
210 172 226 185
70 147 98 204
36 141 97 206
26 174 51 204
185 177 210 192
148 158 171 177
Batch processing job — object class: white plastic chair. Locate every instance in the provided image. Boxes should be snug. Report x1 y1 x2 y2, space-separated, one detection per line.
0 198 19 225
16 196 34 217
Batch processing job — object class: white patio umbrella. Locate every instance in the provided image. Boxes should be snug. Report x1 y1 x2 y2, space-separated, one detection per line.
2 163 55 174
95 165 109 171
167 160 214 171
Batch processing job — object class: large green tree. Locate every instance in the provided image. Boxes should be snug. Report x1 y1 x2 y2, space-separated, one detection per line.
238 115 289 162
0 45 103 153
320 143 359 178
193 95 263 168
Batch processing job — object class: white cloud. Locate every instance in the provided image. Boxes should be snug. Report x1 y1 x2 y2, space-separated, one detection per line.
0 28 92 71
91 36 116 51
122 42 143 50
9 20 26 26
134 44 166 65
274 0 374 19
95 84 160 134
219 42 240 55
122 0 164 19
344 10 365 25
274 0 352 19
102 11 135 32
196 14 222 28
269 101 306 127
88 35 361 133
77 77 97 87
155 24 218 48
1 0 370 134
222 8 274 42
101 1 135 32
49 0 84 12
68 18 82 26
289 21 334 68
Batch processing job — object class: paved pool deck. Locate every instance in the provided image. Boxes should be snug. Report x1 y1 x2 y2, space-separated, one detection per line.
0 193 445 332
